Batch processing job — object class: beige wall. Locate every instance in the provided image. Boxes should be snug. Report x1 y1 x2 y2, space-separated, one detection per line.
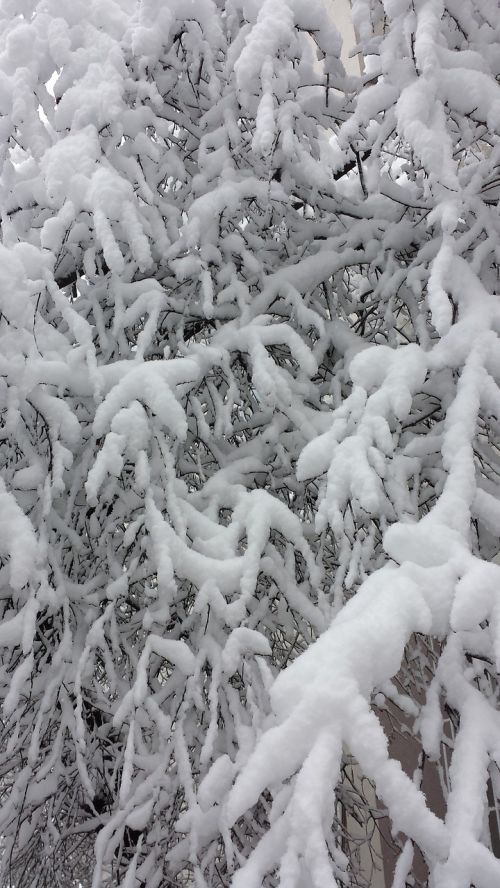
330 0 361 74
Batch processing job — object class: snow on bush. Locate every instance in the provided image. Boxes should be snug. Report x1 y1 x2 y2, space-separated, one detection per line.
0 0 499 886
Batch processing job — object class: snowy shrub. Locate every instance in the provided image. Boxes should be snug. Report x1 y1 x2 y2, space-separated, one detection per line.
0 0 500 886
